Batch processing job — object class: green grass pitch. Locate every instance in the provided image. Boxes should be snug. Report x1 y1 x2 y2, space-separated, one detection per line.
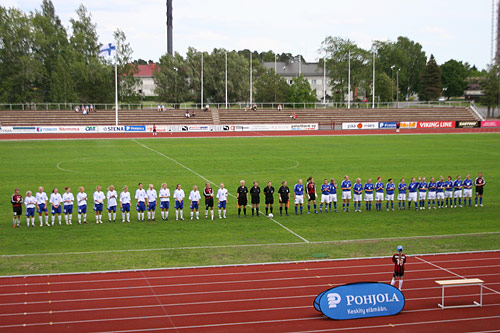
0 133 499 275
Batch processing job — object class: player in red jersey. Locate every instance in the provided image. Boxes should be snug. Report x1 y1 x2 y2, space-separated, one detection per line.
390 245 406 290
203 183 214 220
306 176 318 214
11 188 23 228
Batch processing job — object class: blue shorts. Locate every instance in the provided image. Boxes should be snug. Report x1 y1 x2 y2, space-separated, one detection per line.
37 203 47 214
136 201 146 212
160 201 169 209
78 205 87 214
148 202 156 211
51 205 62 214
218 201 227 209
26 207 35 217
64 205 73 214
175 201 184 209
108 205 117 212
190 201 199 210
121 203 130 212
94 203 103 212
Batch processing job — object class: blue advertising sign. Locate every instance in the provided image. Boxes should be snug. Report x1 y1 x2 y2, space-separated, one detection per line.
378 122 398 129
125 125 146 132
316 282 405 320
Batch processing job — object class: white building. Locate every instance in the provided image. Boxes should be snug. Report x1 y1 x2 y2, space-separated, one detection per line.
134 63 157 97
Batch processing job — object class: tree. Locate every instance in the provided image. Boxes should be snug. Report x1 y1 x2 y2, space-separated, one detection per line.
288 75 317 103
441 59 467 99
113 28 139 102
154 52 191 104
420 55 442 101
375 72 392 102
482 66 500 118
254 69 290 102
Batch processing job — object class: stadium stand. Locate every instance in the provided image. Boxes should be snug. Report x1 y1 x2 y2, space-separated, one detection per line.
0 107 479 126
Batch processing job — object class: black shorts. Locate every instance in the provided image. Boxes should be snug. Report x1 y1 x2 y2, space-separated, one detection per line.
393 271 404 278
265 197 274 205
238 198 248 206
308 193 316 201
205 198 214 208
251 197 260 205
13 206 22 216
476 187 484 195
281 198 289 204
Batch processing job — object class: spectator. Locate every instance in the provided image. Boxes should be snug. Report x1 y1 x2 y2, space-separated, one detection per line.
83 107 88 115
277 104 282 111
185 111 191 118
252 104 257 111
191 111 196 118
205 104 210 112
161 105 166 112
290 111 298 120
75 106 80 113
90 104 94 112
157 105 161 112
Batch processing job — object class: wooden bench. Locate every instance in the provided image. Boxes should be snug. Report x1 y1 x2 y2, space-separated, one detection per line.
435 278 484 309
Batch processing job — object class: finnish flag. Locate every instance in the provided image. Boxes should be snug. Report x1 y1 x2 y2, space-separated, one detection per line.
99 43 116 57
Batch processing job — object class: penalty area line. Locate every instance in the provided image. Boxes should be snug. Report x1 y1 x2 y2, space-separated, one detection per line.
132 139 309 243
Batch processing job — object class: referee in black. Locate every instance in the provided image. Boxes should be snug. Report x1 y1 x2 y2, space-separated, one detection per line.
250 181 261 216
263 181 275 216
237 180 249 218
278 181 290 216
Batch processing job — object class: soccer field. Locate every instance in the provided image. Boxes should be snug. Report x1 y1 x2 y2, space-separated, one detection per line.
1 133 499 275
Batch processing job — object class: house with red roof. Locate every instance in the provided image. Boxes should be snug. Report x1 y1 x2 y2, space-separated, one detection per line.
134 63 158 97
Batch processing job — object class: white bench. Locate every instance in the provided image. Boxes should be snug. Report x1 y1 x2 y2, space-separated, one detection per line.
435 278 484 309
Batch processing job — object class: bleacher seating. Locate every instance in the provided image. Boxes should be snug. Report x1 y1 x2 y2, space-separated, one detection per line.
0 107 479 127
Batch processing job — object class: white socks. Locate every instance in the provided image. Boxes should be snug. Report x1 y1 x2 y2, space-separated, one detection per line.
391 278 395 286
390 278 403 290
126 212 130 222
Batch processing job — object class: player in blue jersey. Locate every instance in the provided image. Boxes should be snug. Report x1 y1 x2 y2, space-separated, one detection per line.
328 178 338 212
463 174 473 207
353 178 363 212
453 175 463 208
397 178 407 210
374 177 385 212
408 177 419 211
294 179 304 215
444 176 454 208
341 175 352 212
436 176 445 208
418 177 427 210
364 179 374 211
385 179 395 211
319 179 330 213
427 177 437 209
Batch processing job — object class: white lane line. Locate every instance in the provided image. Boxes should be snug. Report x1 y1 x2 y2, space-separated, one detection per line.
3 231 499 258
141 271 177 331
132 139 310 243
416 256 500 296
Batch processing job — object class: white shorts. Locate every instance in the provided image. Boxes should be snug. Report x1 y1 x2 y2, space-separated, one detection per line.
385 194 394 201
454 190 462 198
329 194 337 203
437 192 445 200
463 189 473 198
295 195 304 204
342 192 352 200
321 194 330 203
353 194 362 202
364 193 373 202
428 192 436 200
408 192 417 202
397 193 406 201
445 191 453 199
419 192 427 200
375 193 384 201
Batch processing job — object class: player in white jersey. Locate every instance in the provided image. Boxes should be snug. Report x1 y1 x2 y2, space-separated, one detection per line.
159 183 171 221
93 186 105 224
135 183 147 222
24 191 36 227
189 185 201 220
62 187 75 225
36 186 49 226
119 186 131 222
173 184 185 221
146 184 157 221
216 183 229 219
107 185 118 222
49 188 63 226
76 187 88 224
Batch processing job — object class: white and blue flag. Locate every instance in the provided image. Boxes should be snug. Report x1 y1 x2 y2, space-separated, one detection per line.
99 43 116 57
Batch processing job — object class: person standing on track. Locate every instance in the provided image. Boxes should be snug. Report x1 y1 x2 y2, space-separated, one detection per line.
203 183 215 220
250 181 261 217
236 180 249 218
278 181 290 216
475 173 485 207
390 245 407 290
263 181 275 217
11 188 22 228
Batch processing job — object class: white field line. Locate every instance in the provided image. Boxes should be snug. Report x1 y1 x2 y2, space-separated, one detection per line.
132 139 310 243
416 256 500 296
3 231 499 259
3 255 500 288
141 271 177 330
1 264 500 299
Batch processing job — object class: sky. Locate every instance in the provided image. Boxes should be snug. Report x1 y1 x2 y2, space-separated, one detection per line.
3 0 493 69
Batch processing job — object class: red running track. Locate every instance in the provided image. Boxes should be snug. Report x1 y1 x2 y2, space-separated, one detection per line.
0 127 500 140
0 251 500 332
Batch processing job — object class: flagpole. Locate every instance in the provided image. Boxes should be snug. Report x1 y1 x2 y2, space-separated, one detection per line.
250 52 253 106
348 50 351 110
115 60 118 126
372 52 375 109
201 52 204 109
225 51 228 109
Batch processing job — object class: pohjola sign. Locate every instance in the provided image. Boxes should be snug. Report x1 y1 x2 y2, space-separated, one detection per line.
314 282 405 320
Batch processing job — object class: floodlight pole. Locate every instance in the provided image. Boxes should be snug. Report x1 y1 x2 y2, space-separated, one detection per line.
201 52 204 109
250 52 253 105
225 51 228 109
372 52 375 109
323 56 326 104
115 62 118 126
348 50 351 110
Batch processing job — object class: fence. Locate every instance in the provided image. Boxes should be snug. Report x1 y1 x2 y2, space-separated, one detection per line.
0 101 471 111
